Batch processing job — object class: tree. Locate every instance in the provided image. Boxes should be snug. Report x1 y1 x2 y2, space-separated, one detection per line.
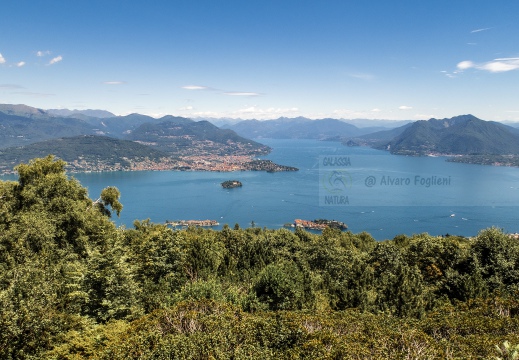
93 186 123 217
252 261 305 311
471 227 519 292
0 156 136 357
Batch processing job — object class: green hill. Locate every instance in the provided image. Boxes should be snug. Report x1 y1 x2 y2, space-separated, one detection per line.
0 110 96 149
85 113 163 138
126 119 270 156
379 114 519 155
0 135 172 172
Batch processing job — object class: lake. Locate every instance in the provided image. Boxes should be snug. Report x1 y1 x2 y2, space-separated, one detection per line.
4 139 519 240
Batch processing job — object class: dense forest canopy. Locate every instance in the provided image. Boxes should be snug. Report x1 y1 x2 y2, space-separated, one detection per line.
1 156 519 359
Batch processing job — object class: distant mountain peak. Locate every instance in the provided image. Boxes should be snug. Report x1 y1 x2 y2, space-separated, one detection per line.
158 115 193 124
0 103 48 118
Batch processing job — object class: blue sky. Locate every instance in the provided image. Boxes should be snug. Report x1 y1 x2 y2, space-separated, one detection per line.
1 1 519 121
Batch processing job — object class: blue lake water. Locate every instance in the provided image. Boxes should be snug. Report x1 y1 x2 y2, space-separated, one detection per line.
3 139 519 240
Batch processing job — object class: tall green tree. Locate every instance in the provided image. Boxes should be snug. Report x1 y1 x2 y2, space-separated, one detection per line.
0 156 136 358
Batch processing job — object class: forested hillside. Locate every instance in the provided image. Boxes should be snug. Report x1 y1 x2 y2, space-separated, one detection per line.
126 119 270 156
0 135 172 172
1 156 519 359
0 104 273 173
0 110 95 148
380 114 519 155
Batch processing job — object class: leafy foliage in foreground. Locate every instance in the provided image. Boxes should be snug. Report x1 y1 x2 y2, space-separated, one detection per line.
2 156 519 359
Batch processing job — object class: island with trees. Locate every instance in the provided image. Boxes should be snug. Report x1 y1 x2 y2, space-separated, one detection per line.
292 218 348 230
2 156 519 359
221 180 243 188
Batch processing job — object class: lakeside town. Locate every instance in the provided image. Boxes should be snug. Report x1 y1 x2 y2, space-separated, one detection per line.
0 155 299 175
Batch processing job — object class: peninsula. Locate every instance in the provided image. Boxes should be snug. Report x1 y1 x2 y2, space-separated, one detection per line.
242 160 299 172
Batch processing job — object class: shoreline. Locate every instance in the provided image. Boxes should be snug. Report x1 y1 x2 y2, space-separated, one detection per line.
0 155 299 175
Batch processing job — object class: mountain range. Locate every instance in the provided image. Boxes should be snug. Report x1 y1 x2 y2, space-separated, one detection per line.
47 108 116 118
0 104 267 154
221 117 394 139
0 104 270 172
1 103 519 172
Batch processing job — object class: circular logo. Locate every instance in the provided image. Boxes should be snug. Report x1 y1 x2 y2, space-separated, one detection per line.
322 170 352 194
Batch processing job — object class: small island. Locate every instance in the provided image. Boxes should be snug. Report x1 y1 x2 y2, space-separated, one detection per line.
221 180 243 189
290 219 348 231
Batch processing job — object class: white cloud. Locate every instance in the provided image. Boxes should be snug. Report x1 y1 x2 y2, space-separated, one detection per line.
332 108 389 119
193 111 220 117
229 106 299 119
415 114 435 120
236 106 298 114
182 85 209 90
471 27 492 33
145 113 167 118
224 92 260 96
399 106 412 110
48 55 63 65
480 58 519 72
103 81 126 85
36 50 51 57
181 85 259 96
0 53 5 64
179 105 193 111
457 61 474 70
457 58 519 73
16 61 25 67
